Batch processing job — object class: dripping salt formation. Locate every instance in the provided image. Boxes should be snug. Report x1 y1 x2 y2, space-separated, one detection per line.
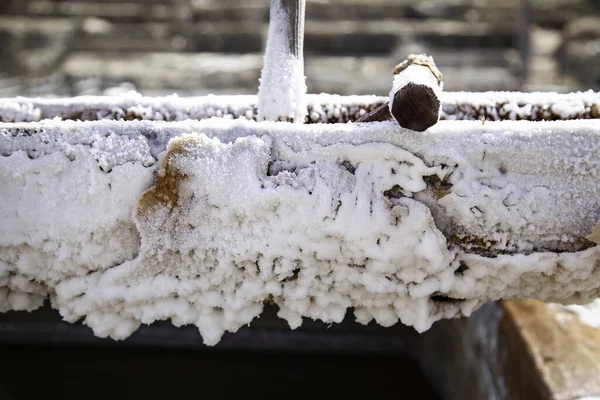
0 116 599 345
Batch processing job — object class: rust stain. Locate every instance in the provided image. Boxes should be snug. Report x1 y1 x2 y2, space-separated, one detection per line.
136 135 198 217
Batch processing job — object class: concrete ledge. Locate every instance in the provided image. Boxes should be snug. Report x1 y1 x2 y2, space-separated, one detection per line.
1 117 599 345
1 91 599 123
499 300 600 399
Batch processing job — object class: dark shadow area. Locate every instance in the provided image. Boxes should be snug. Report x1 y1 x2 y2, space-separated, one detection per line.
0 345 440 400
0 303 420 353
0 305 441 400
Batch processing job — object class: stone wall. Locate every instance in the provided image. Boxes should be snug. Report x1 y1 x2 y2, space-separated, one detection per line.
0 0 599 97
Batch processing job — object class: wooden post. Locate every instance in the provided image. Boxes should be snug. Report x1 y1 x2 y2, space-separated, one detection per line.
357 54 443 132
257 0 307 123
355 101 393 123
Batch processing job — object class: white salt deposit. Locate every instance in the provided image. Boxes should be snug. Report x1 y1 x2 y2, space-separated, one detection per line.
1 117 599 345
257 0 307 123
1 90 599 123
443 90 600 121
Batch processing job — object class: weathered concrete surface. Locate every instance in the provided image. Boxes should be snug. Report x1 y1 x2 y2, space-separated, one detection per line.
411 299 600 400
1 117 599 345
499 300 600 400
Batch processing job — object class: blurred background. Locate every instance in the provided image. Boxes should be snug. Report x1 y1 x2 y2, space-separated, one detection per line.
1 2 600 399
0 0 599 98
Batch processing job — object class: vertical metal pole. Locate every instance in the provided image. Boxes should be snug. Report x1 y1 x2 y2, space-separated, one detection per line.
518 0 533 89
257 0 307 123
284 0 305 60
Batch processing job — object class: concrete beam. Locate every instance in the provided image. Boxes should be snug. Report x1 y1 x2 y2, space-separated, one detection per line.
1 91 599 123
1 116 599 345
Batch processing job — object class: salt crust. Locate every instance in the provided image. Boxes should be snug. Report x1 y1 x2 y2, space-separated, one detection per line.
1 90 599 123
1 118 599 345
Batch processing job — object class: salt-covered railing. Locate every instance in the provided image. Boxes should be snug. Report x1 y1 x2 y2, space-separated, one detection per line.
1 116 599 345
1 90 599 123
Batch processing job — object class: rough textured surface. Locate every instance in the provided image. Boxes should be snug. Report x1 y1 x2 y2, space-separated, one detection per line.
1 91 599 124
500 300 600 400
1 117 599 345
257 0 307 123
442 90 600 121
0 93 382 124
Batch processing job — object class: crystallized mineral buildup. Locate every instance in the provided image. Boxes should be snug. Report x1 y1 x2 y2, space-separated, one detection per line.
1 117 599 345
1 91 599 124
257 0 307 123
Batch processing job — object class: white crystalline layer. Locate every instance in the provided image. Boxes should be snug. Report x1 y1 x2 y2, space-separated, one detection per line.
0 101 42 123
0 92 378 123
1 90 599 123
1 118 599 345
0 135 155 313
257 1 307 123
442 90 600 121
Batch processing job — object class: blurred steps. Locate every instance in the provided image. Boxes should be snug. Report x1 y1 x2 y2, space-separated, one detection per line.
6 0 596 28
4 0 174 22
1 0 597 96
3 49 516 98
4 0 519 23
0 17 518 55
